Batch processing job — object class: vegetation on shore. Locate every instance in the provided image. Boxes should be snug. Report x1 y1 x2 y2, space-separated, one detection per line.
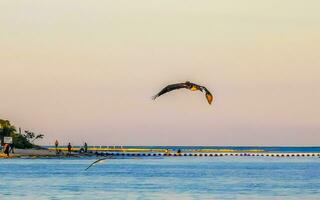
0 119 44 149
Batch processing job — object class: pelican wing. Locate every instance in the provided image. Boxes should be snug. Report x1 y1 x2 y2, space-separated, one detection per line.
85 157 108 171
201 86 214 105
152 83 187 99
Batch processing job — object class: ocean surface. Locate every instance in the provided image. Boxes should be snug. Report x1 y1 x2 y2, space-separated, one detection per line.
120 146 320 153
47 146 320 153
1 156 320 199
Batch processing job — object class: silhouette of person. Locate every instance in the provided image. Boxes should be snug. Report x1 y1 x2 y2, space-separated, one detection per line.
9 143 14 154
55 140 59 153
3 143 10 157
67 142 72 155
84 142 88 153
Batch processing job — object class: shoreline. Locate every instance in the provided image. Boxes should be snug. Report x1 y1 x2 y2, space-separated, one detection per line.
48 147 265 153
1 148 319 159
0 148 87 159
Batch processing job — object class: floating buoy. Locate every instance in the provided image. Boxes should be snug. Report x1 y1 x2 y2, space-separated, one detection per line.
86 151 320 158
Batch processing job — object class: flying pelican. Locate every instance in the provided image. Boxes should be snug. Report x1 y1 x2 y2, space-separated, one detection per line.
153 81 214 105
85 157 108 171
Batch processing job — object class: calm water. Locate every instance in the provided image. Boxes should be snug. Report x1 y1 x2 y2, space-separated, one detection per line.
1 157 320 199
47 146 320 153
125 146 320 153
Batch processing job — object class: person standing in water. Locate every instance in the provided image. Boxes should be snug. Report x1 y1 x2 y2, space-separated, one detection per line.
67 142 72 155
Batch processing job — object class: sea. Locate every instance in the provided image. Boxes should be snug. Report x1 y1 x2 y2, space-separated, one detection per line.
48 146 320 153
110 146 320 153
1 146 320 200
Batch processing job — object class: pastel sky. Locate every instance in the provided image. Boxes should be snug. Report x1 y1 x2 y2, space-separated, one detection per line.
1 0 319 146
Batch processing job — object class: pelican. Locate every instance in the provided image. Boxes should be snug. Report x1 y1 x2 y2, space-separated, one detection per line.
153 81 214 105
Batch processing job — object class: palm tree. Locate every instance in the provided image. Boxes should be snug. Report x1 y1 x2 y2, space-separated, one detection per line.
0 119 16 145
0 119 45 148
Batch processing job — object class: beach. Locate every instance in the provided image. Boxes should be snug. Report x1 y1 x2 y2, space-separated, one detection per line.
0 149 56 158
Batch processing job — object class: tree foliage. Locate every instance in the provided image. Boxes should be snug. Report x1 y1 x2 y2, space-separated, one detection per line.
0 119 16 137
24 130 44 143
0 119 44 149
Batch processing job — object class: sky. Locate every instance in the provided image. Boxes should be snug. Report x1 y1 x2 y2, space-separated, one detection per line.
1 0 319 146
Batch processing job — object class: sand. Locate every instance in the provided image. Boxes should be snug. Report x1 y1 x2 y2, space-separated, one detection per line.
0 148 56 158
